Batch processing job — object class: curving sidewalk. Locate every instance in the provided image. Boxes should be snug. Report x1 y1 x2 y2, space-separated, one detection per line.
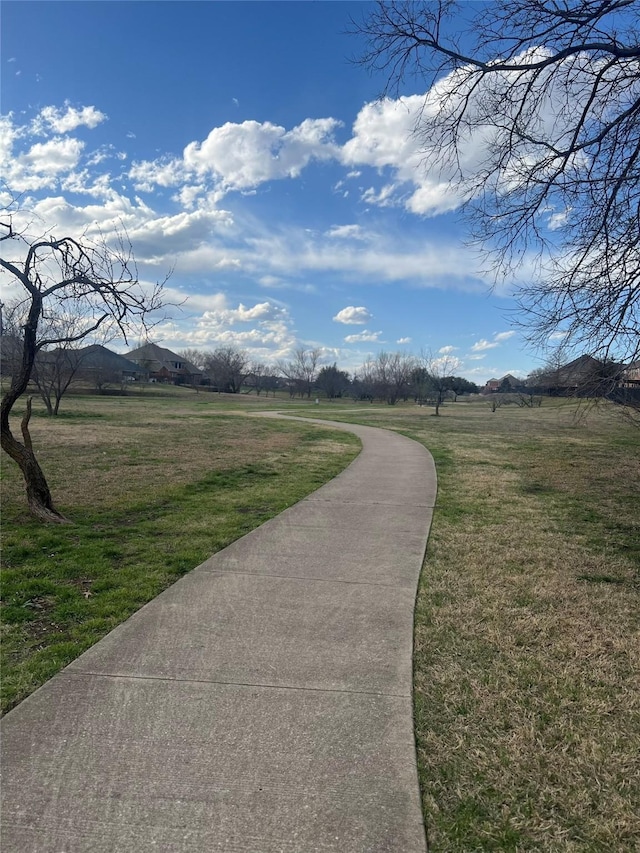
1 416 436 853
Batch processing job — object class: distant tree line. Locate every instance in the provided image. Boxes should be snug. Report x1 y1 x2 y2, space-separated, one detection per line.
6 320 638 419
179 346 480 412
1 326 484 414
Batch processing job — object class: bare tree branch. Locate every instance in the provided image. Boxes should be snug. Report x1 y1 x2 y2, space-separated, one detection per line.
352 1 640 371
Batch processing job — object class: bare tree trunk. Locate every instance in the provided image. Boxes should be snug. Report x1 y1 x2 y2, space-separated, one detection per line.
2 398 70 523
41 394 54 416
1 296 70 523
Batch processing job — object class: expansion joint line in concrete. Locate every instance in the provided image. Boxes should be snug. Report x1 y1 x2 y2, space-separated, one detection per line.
61 670 412 700
201 568 417 588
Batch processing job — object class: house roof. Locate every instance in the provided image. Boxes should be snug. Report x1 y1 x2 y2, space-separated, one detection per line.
125 343 202 376
76 345 143 373
528 354 622 388
0 334 22 373
0 334 22 360
556 354 604 383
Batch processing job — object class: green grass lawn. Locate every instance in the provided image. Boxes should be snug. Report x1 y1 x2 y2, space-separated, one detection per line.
0 387 360 713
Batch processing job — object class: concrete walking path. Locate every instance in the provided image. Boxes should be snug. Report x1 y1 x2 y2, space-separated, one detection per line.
1 416 436 852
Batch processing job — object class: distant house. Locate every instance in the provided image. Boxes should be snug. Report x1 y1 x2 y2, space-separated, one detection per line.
75 345 147 386
482 374 525 394
621 360 640 387
482 378 501 394
527 354 620 396
125 342 203 385
0 334 22 376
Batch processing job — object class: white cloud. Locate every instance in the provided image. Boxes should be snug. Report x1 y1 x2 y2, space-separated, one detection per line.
129 156 186 191
361 183 399 208
342 95 469 216
258 275 281 288
151 293 297 359
243 224 490 291
0 115 19 164
470 338 498 352
432 354 463 372
406 182 461 216
8 190 235 274
86 144 123 167
172 184 200 209
333 306 373 325
325 224 367 240
548 209 571 230
397 337 412 344
124 116 343 202
0 102 529 370
343 97 421 172
344 329 383 343
470 331 515 352
60 170 113 198
21 137 84 175
3 135 86 192
439 345 457 354
217 301 287 324
35 104 107 134
1 111 490 294
182 117 341 190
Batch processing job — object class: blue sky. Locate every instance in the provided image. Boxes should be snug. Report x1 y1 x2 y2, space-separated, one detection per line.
1 0 541 383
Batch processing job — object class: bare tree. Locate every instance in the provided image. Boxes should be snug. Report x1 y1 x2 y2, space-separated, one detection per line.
32 345 82 415
420 350 461 415
352 358 377 402
276 357 302 398
176 347 207 393
353 1 640 368
247 360 280 396
360 351 415 404
178 347 207 372
277 347 321 399
384 351 416 404
0 217 165 523
295 346 321 399
17 313 89 415
247 359 266 395
204 346 251 393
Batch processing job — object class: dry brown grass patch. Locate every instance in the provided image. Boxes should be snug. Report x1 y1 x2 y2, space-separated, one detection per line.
409 408 639 849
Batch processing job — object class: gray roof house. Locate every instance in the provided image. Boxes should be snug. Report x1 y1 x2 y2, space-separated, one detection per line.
75 345 147 383
125 342 203 385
